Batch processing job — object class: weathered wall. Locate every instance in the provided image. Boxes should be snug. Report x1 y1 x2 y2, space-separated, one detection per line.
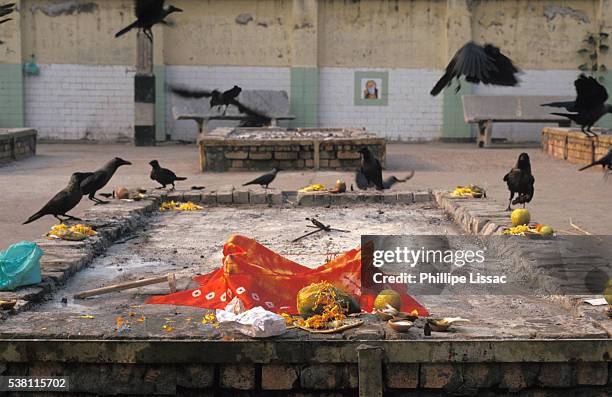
0 0 611 141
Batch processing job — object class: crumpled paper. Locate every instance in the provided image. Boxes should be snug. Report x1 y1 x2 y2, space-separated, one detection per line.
216 305 286 338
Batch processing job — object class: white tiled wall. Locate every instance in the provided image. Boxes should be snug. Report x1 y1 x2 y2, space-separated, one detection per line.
24 64 135 141
318 68 444 141
472 70 578 141
165 66 291 141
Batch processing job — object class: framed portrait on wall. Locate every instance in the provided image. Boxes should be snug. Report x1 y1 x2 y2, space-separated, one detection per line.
354 71 389 106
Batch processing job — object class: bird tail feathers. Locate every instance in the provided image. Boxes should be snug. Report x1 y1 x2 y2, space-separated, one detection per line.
175 177 187 181
115 21 137 38
23 211 43 225
579 162 597 171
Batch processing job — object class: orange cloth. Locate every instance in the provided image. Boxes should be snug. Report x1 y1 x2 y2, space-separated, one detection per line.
146 235 428 316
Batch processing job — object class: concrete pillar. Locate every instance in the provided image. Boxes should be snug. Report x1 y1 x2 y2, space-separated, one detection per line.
357 345 383 397
0 0 24 128
134 30 156 146
290 0 319 128
441 0 473 140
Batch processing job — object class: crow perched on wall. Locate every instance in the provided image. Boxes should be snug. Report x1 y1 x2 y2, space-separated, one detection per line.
503 153 535 211
430 41 520 96
23 173 92 224
149 160 187 190
542 75 612 137
579 147 612 176
80 158 132 205
242 168 280 189
115 0 182 41
356 147 384 191
355 170 415 190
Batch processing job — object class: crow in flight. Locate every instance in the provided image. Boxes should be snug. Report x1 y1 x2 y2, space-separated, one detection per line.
542 75 612 138
0 3 15 25
356 147 384 191
115 0 182 41
170 85 269 120
503 153 535 211
579 147 612 177
80 157 132 205
356 170 415 190
430 42 520 96
243 168 280 189
23 172 92 224
149 160 187 190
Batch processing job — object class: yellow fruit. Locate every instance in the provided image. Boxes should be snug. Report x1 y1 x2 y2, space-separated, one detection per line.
604 279 612 305
374 289 401 311
539 225 553 236
511 209 531 227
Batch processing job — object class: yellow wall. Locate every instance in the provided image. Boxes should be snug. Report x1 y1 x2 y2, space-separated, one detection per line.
5 0 611 69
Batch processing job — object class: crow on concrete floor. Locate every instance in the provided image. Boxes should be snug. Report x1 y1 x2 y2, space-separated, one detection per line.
355 170 415 190
23 172 92 224
170 85 268 119
503 152 535 211
149 160 187 190
242 168 280 189
542 75 612 138
0 3 15 25
115 0 182 41
356 147 384 191
80 157 132 205
579 147 612 177
430 41 520 96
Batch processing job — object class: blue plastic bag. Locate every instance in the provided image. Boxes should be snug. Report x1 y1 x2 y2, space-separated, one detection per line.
0 241 43 291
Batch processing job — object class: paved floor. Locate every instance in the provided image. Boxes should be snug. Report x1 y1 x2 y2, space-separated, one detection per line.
2 142 610 246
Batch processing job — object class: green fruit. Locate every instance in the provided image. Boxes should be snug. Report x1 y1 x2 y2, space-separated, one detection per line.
539 225 554 236
296 283 360 318
374 289 401 311
511 209 531 227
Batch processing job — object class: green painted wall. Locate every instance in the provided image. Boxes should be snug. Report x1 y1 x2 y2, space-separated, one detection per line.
154 64 166 141
599 72 612 129
442 79 472 140
290 67 318 128
0 63 24 128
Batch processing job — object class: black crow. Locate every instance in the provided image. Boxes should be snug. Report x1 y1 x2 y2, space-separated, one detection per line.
431 42 520 96
149 160 187 190
542 75 612 137
23 172 92 224
355 170 415 190
170 85 268 119
357 147 384 191
80 157 131 205
503 153 535 211
242 168 280 189
579 147 612 176
0 2 15 25
115 0 182 41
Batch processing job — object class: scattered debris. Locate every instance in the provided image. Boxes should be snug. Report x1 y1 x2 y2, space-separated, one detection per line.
46 223 97 241
159 201 204 212
74 273 177 299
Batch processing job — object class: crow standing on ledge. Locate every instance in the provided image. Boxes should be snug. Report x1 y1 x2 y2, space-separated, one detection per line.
430 41 520 96
542 75 612 138
23 173 92 224
80 157 132 205
243 168 280 189
356 147 384 191
355 170 415 190
115 0 182 41
149 160 187 190
503 153 535 211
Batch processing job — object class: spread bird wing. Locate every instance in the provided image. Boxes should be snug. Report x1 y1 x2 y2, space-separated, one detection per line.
170 85 214 99
431 41 498 96
229 98 269 119
0 3 15 18
135 0 165 20
484 44 520 86
574 74 608 110
222 86 242 99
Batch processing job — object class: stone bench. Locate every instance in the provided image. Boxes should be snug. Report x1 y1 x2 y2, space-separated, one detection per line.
0 128 37 164
462 95 572 148
172 90 295 137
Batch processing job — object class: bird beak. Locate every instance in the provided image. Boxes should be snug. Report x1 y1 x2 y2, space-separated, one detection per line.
174 7 183 12
122 160 132 166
